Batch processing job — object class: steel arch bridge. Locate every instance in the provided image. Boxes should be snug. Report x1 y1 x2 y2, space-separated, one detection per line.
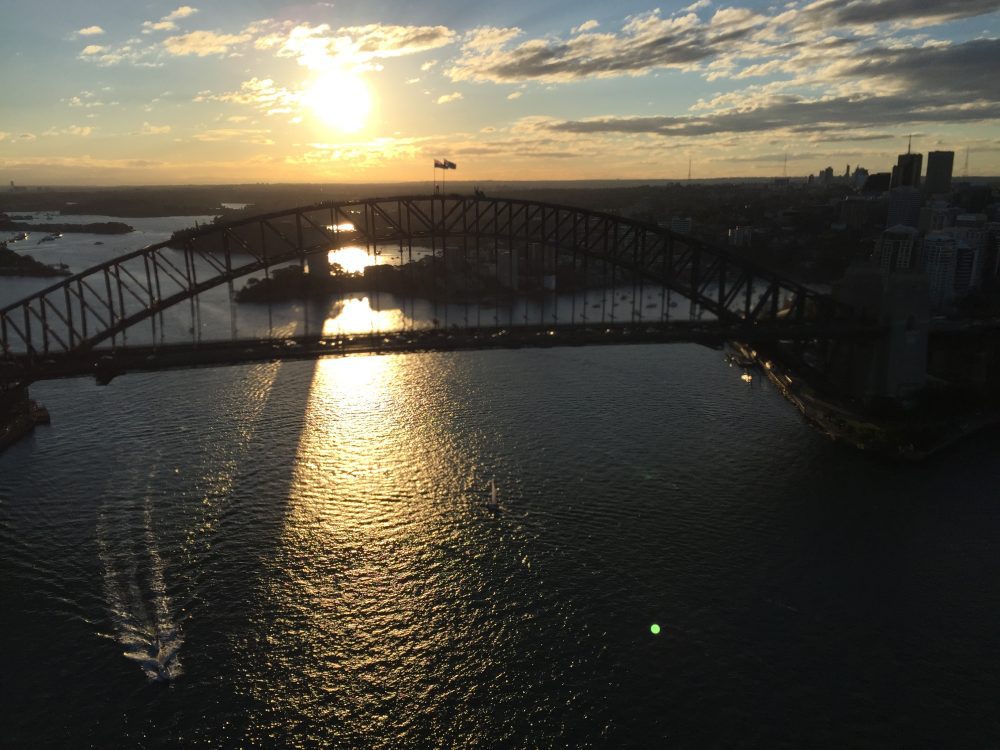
0 194 853 387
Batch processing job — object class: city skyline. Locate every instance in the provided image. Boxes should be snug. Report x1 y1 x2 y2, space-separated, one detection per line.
2 0 999 184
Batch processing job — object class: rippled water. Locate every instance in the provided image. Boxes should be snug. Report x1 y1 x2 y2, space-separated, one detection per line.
2 344 1000 747
3 217 1000 747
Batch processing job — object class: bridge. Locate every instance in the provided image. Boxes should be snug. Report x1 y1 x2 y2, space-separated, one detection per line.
0 195 860 389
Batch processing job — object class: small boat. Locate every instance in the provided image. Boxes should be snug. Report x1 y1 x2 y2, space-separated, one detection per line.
486 478 500 513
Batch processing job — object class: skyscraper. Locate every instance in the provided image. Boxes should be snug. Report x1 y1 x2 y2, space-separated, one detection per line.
925 151 954 195
890 152 922 188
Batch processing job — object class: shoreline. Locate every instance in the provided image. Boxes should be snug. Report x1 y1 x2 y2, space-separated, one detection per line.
0 400 49 453
731 342 1000 461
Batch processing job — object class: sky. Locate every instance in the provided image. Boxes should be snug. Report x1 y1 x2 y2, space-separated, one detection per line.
1 0 999 185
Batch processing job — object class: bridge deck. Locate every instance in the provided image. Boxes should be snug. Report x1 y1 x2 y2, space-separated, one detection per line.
1 319 877 387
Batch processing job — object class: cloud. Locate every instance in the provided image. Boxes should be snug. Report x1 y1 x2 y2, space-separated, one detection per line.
827 38 1000 99
271 22 455 70
162 30 251 56
76 26 104 36
420 59 439 71
798 0 1000 29
195 78 299 115
507 91 522 100
42 125 94 137
78 38 160 66
165 6 198 21
436 92 463 104
448 10 764 83
143 21 177 33
287 137 421 169
546 89 1000 140
66 90 114 108
139 122 171 135
143 6 198 33
447 1 1000 87
189 128 273 144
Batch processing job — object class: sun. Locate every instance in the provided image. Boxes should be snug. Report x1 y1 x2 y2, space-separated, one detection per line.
303 69 372 133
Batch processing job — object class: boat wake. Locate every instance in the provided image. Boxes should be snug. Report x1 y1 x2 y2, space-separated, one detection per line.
98 500 183 682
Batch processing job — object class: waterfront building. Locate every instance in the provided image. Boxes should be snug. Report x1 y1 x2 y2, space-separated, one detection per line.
669 217 693 236
832 264 928 400
727 226 753 247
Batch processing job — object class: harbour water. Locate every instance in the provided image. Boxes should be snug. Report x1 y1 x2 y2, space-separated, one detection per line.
2 217 1000 746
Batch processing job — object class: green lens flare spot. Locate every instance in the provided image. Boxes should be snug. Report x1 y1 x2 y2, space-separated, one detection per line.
650 623 661 635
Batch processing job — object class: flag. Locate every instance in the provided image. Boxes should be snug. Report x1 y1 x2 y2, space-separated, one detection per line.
434 159 446 168
443 159 457 169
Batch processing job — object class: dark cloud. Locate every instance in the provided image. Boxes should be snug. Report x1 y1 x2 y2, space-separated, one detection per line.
548 94 1000 139
450 11 764 83
805 0 1000 26
543 38 1000 139
833 38 1000 98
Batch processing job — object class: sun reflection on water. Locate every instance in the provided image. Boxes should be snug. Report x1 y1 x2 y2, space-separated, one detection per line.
327 246 379 274
321 296 409 335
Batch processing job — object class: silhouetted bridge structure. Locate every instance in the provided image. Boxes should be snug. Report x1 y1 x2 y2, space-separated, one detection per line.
1 195 865 391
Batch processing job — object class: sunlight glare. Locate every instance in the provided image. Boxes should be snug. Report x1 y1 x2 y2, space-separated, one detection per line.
322 296 408 335
328 246 376 274
304 69 372 133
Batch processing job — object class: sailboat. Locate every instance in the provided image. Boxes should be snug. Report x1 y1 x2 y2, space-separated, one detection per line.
486 478 500 513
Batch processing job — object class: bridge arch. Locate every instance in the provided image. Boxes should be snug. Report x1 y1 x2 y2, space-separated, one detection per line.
0 195 840 362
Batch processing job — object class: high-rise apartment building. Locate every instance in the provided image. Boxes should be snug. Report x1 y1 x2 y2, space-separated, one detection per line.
873 225 919 275
923 233 958 310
